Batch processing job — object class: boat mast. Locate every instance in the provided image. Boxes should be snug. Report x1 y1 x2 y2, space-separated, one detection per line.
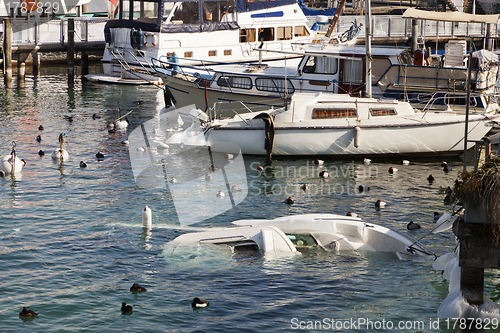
325 0 347 38
364 0 372 98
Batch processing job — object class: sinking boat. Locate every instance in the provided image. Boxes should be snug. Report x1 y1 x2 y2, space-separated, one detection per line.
186 91 498 158
169 214 435 260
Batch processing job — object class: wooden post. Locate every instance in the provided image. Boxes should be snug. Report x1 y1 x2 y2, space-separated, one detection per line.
3 18 13 84
17 53 26 80
32 52 40 73
411 19 418 54
67 18 75 78
82 51 89 75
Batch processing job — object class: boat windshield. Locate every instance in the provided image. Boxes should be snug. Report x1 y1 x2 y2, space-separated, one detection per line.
114 0 161 22
286 233 318 248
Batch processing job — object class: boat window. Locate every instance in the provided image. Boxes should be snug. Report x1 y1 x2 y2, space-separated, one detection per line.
286 234 318 248
343 59 363 83
170 2 198 24
184 52 193 58
303 56 338 74
312 109 356 118
217 76 253 89
240 29 256 43
224 50 232 56
371 58 392 84
255 78 294 94
370 108 397 116
277 26 293 41
294 26 310 37
209 50 217 57
258 28 274 42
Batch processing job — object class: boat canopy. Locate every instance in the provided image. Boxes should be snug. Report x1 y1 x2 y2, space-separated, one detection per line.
402 8 500 24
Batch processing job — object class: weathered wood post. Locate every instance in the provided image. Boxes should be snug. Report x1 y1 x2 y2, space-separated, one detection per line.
3 17 13 84
17 53 26 81
67 18 75 79
453 158 500 306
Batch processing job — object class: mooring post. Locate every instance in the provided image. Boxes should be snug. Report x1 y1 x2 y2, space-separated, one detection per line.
67 18 75 78
411 19 418 54
17 53 26 81
82 51 89 75
3 17 13 84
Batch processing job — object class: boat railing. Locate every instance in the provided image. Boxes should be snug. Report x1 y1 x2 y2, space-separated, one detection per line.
378 64 499 93
419 93 486 117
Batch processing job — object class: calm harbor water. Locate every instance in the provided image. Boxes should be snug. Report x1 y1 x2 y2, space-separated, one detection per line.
1 65 500 333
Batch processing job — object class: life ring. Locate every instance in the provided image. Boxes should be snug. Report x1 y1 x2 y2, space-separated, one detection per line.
143 32 157 49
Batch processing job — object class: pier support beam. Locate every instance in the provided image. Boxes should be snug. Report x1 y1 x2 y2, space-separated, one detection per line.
32 52 41 73
67 18 75 79
17 54 26 81
3 18 13 85
81 51 89 76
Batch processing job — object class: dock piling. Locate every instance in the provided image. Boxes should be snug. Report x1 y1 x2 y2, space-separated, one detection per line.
67 18 75 78
3 18 13 84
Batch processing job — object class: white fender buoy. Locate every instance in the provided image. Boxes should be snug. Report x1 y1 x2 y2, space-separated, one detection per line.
354 126 361 148
142 205 152 229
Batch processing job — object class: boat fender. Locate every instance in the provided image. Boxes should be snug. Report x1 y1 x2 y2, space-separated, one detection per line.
144 32 157 49
354 126 361 148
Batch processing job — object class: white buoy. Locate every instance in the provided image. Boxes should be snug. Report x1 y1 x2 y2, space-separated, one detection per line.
354 126 361 148
142 205 152 229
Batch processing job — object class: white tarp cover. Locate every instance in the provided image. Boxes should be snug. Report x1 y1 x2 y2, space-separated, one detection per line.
473 49 499 63
402 8 500 24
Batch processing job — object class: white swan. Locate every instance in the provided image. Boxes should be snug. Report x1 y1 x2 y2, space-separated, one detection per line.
0 142 23 174
52 132 69 161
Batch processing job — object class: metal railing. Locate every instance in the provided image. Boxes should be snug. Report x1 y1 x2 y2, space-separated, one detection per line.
8 17 107 45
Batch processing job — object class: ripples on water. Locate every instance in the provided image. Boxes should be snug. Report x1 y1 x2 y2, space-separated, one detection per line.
1 66 499 332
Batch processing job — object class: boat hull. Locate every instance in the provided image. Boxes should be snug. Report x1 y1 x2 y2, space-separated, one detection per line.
207 117 493 157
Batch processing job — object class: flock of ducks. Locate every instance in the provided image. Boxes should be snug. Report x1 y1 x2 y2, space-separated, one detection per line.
278 157 455 232
0 116 127 177
20 283 209 318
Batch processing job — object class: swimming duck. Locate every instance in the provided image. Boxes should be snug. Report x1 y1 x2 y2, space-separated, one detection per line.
121 303 133 314
444 193 453 204
216 190 225 198
401 160 410 165
169 177 177 184
314 158 324 165
427 174 435 182
231 185 242 192
319 170 329 178
137 146 146 152
36 135 42 142
256 165 264 172
363 158 371 164
209 164 220 172
346 212 359 218
1 142 24 174
19 307 38 317
79 161 87 168
407 221 421 230
38 125 44 131
205 174 212 181
121 139 130 145
358 185 370 193
142 206 152 229
375 200 386 208
226 153 234 160
285 197 294 204
108 126 117 134
52 133 69 161
92 114 101 120
38 150 45 157
388 167 398 174
96 152 105 160
192 297 210 308
300 184 307 191
443 163 452 172
441 161 448 167
130 283 147 293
